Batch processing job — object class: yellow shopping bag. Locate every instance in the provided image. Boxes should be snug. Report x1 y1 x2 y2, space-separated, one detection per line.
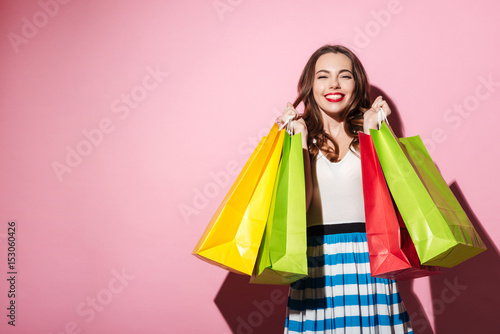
192 124 285 275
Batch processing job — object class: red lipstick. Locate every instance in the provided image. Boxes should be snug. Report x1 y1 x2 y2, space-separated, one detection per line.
325 93 345 103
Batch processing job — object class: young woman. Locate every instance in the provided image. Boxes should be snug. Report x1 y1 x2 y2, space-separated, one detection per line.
278 45 413 334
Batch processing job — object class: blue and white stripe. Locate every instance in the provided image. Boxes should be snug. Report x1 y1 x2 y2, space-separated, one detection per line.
285 232 413 334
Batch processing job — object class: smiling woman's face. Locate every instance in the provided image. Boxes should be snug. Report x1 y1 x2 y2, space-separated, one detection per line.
313 52 355 117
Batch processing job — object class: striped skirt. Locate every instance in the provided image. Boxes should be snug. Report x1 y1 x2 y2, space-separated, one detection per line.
284 227 413 334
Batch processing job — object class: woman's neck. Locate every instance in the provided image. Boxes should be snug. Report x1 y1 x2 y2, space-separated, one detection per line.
321 112 350 140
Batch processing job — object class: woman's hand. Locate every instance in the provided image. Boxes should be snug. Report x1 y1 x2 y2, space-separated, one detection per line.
363 96 392 134
277 102 308 136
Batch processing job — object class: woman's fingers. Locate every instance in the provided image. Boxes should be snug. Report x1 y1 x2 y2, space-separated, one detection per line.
371 95 383 109
371 96 391 117
284 102 298 119
277 102 299 125
275 102 308 135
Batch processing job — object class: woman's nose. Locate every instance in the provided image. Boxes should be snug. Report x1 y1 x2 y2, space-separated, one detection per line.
329 78 340 89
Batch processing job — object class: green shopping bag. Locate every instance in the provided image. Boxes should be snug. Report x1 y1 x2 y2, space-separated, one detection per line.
250 131 308 285
370 122 486 267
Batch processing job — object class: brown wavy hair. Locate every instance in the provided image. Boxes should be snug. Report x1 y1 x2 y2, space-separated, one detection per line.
293 45 371 162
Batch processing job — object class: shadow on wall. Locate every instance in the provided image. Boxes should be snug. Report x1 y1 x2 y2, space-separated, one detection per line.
398 280 434 334
215 273 289 334
430 182 499 333
399 183 499 334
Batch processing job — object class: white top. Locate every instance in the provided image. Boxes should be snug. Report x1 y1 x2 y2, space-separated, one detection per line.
307 148 366 227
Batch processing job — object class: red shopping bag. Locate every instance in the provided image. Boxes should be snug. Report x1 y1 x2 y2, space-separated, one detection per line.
360 133 439 280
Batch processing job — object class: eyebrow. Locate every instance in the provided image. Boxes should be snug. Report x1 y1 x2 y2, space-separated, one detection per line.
315 69 353 75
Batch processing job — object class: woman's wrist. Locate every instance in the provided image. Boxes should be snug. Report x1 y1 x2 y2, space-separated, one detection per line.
363 121 377 135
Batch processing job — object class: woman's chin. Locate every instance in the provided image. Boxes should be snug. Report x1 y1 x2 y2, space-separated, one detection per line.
320 108 347 119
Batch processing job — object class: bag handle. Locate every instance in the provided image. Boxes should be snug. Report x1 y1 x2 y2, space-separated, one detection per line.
279 115 295 136
377 107 390 128
375 107 403 150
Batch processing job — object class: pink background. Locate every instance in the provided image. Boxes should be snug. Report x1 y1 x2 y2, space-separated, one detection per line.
1 0 499 333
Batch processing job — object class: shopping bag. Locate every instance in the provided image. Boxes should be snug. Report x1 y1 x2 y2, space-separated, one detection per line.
250 131 308 285
360 133 439 279
370 122 486 267
192 124 285 275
